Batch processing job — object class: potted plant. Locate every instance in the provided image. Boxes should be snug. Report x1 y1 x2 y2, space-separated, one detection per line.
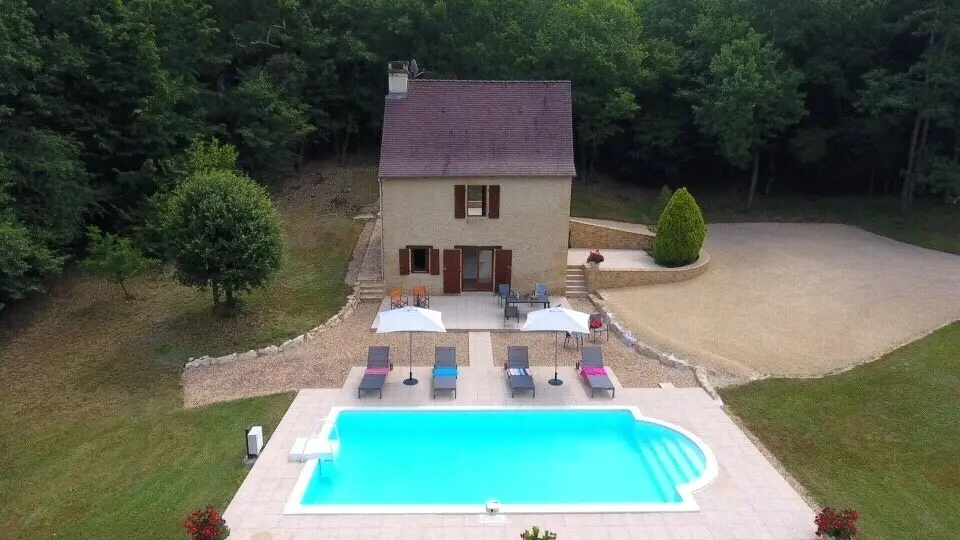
521 526 558 540
184 504 230 540
814 507 859 539
586 250 604 267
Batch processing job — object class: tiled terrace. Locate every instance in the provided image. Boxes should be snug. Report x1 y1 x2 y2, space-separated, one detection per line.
223 332 816 540
371 294 571 331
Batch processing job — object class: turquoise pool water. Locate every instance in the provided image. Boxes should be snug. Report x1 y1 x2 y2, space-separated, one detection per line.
299 408 711 508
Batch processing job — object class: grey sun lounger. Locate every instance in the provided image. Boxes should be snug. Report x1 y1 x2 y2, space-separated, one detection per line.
432 346 458 399
579 346 615 398
505 345 535 398
358 346 391 398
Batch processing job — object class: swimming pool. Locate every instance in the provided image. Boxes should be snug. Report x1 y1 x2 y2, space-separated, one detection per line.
285 406 717 514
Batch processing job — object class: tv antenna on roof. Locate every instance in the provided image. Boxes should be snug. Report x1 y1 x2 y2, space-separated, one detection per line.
410 58 427 78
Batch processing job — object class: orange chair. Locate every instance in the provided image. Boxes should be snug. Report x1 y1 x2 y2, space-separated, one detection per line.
390 288 408 309
412 284 429 308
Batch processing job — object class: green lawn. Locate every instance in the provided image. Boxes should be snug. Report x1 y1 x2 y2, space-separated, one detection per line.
571 178 960 254
720 322 960 540
0 159 379 540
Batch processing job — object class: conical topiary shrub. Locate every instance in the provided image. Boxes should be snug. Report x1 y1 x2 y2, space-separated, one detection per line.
651 187 706 266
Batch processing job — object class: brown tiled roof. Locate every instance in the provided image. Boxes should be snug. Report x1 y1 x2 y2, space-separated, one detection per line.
378 80 576 178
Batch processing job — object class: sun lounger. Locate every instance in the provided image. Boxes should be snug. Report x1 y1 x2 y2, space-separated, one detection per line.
358 346 391 398
505 345 535 397
578 347 615 398
432 346 458 399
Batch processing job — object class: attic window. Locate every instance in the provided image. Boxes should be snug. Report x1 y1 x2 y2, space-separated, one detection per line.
467 185 487 216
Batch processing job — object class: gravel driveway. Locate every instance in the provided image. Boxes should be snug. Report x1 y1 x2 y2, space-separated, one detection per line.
601 223 960 377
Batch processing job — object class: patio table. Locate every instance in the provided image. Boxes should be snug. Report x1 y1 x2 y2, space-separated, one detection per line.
505 294 550 309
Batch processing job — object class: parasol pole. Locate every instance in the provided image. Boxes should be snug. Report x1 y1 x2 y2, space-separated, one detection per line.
403 331 418 385
548 331 563 386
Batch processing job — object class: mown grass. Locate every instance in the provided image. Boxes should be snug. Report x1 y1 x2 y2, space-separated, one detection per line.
570 178 960 254
0 158 379 540
720 323 960 540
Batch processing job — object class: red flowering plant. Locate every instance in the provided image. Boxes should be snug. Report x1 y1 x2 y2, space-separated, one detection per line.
184 504 230 540
586 250 604 264
521 526 557 540
814 507 859 539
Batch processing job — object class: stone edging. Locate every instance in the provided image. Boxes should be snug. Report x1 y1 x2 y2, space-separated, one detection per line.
585 293 724 405
184 292 361 369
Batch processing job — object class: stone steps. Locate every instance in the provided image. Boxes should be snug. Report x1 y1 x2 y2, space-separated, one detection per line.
356 278 384 302
565 265 588 297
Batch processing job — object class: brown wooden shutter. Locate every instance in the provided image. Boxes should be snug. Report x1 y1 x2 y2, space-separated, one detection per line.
454 185 466 219
399 248 410 275
429 248 440 275
488 185 500 219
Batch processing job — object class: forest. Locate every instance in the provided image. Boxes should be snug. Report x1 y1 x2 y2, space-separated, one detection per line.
1 0 958 309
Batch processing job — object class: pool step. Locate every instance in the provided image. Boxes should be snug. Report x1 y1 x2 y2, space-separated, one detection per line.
637 437 705 500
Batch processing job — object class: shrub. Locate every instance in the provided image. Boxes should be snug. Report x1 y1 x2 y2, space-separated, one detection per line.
651 187 706 266
814 507 859 539
586 250 604 264
521 526 558 540
81 227 155 299
184 504 230 540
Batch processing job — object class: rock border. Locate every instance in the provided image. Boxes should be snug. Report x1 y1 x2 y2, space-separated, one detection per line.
184 292 361 369
585 292 724 405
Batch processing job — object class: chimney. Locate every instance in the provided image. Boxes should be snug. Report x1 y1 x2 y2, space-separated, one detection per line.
387 61 409 95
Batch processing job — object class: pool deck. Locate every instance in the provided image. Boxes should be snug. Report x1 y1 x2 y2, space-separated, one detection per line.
224 337 816 540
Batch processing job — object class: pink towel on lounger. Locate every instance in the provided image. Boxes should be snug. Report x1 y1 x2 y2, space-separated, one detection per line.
581 367 607 376
365 367 389 375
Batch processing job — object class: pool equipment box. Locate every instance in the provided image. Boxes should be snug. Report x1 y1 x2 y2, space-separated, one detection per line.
246 426 264 458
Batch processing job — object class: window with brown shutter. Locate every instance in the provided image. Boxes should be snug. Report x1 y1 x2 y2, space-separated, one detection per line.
398 248 410 275
488 185 501 219
454 185 466 219
429 249 440 275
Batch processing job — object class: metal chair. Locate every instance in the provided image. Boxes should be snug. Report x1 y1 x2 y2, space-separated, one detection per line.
389 288 408 309
504 305 520 327
412 284 429 308
497 283 511 306
589 313 610 342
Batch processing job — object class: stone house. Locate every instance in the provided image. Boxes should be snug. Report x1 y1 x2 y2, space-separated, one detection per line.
378 62 576 295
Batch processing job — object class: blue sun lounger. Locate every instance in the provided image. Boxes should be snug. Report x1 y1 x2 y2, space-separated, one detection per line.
432 346 458 399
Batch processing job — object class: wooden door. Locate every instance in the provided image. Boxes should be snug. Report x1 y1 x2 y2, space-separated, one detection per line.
493 249 512 289
442 249 462 294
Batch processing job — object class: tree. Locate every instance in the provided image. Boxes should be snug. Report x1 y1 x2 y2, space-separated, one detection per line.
81 227 154 299
161 169 283 310
689 31 806 209
0 217 62 310
651 188 706 267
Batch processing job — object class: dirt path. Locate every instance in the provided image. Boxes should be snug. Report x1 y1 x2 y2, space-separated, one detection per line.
602 223 960 377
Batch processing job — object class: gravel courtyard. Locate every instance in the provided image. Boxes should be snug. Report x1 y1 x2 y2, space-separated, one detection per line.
183 303 695 407
601 223 960 377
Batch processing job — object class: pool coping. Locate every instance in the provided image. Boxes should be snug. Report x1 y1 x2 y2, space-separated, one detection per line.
282 405 719 515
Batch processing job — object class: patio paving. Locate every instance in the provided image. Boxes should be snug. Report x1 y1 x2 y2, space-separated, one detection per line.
223 334 816 540
371 294 572 331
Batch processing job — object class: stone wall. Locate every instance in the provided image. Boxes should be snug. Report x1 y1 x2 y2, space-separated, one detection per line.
569 219 654 250
184 292 361 369
582 251 710 291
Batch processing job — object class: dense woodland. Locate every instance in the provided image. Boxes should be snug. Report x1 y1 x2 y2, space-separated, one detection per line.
1 0 958 309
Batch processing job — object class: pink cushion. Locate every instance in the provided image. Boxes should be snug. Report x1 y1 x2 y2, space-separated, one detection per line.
365 367 389 375
581 367 607 376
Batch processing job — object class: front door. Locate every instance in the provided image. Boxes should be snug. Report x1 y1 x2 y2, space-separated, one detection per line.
461 247 495 292
493 249 512 289
442 249 461 294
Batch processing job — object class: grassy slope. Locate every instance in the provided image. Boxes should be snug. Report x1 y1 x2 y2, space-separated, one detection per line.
570 179 960 254
720 323 960 540
0 159 379 540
